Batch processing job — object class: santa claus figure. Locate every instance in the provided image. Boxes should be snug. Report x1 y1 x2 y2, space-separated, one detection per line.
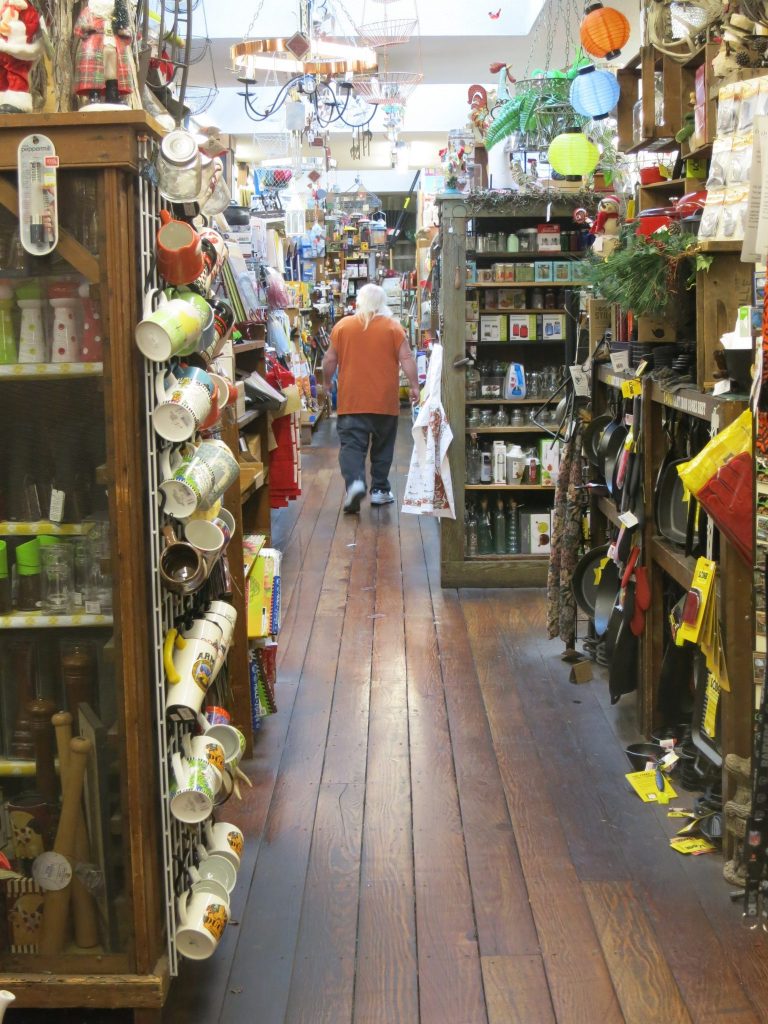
0 0 42 113
73 0 133 109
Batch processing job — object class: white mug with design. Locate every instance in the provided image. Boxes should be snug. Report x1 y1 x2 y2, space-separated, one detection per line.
153 367 214 443
181 731 226 786
176 882 230 960
165 629 220 716
197 712 245 770
204 819 244 869
184 518 225 575
169 751 218 824
194 440 240 508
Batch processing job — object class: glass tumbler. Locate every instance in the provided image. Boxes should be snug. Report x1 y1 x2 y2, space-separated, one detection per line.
466 446 482 485
41 544 74 614
84 521 113 615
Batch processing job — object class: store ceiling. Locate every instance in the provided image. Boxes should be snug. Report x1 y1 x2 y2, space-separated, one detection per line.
190 0 641 172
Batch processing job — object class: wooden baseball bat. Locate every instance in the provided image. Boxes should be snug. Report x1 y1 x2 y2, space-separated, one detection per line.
52 712 99 949
39 735 92 955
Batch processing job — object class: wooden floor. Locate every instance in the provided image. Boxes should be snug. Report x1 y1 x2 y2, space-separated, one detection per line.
162 414 768 1024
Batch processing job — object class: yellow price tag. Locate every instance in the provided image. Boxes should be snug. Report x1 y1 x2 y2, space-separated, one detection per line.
621 378 642 398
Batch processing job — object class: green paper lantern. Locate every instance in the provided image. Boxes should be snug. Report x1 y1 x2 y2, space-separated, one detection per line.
547 129 600 179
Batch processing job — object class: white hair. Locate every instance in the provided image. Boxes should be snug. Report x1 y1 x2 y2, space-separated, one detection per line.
354 283 391 329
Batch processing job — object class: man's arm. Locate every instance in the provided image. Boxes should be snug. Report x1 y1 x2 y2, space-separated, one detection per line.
322 346 338 380
398 338 420 404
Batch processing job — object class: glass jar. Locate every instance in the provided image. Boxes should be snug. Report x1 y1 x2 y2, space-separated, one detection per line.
518 228 537 252
480 408 494 426
466 364 481 399
467 406 482 428
544 288 556 309
493 406 508 427
197 157 232 216
41 543 75 614
530 288 544 310
157 128 203 202
511 408 525 427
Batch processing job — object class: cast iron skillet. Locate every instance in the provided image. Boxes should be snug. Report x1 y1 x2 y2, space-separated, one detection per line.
596 398 625 480
656 456 690 546
582 413 612 467
593 558 620 637
571 543 610 618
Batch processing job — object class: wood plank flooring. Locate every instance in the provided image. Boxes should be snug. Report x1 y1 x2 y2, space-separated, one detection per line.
162 414 768 1024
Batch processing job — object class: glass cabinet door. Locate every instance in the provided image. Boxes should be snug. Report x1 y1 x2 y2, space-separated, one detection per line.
0 166 134 968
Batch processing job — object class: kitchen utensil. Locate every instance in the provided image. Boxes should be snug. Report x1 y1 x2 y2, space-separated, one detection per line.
571 543 610 618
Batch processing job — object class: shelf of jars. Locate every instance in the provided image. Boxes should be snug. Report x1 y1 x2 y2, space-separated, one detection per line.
0 362 103 378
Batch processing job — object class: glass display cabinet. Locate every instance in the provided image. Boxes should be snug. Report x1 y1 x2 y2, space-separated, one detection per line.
0 113 168 1022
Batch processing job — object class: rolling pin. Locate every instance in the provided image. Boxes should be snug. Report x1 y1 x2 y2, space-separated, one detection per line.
39 735 92 955
28 697 57 804
51 713 99 949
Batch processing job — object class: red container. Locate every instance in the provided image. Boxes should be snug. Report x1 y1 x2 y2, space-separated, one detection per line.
635 206 676 237
639 166 666 185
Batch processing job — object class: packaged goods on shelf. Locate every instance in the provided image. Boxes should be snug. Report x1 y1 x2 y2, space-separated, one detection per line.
515 262 536 282
535 262 554 283
509 314 537 340
537 223 561 252
552 262 572 283
465 300 479 321
521 512 552 555
466 321 479 342
539 439 562 486
542 314 566 340
481 315 508 341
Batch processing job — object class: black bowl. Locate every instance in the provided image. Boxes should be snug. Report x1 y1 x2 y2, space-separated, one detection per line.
624 742 665 773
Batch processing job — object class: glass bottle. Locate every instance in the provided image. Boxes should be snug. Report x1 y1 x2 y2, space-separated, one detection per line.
493 497 507 554
465 502 478 556
493 405 508 427
466 442 482 485
156 128 203 202
531 288 544 310
544 288 556 310
506 499 521 554
477 497 494 554
480 446 493 483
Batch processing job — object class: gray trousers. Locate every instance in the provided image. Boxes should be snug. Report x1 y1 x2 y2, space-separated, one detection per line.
337 413 398 492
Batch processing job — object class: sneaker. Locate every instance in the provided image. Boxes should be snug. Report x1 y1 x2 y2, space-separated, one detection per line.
343 480 366 513
370 489 395 505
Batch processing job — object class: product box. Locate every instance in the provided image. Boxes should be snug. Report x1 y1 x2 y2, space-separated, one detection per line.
515 262 536 282
587 298 614 352
497 288 516 310
535 261 554 282
465 300 479 322
510 289 527 310
509 314 537 341
636 316 682 343
570 262 587 284
235 380 247 419
465 321 479 342
484 289 499 310
521 512 552 555
539 439 562 486
552 261 572 283
466 260 477 284
541 313 566 340
492 263 507 282
480 314 508 342
694 64 707 150
537 223 562 252
477 268 495 283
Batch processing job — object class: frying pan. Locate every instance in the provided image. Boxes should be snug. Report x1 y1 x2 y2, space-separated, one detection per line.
596 397 624 476
603 424 629 494
656 457 690 546
653 409 677 532
593 558 620 637
607 548 641 704
571 543 610 618
582 413 612 467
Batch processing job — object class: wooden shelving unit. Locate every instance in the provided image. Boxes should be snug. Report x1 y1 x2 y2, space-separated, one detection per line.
439 193 593 587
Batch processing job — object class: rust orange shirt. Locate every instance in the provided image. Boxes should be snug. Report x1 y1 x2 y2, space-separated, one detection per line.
330 314 405 416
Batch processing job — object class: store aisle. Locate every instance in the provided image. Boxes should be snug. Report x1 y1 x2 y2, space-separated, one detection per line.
164 415 768 1024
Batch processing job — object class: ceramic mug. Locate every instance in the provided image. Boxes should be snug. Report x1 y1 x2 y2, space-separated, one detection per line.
209 297 235 347
176 883 230 960
153 367 214 443
213 764 235 807
213 509 236 548
184 518 225 574
203 611 235 676
194 440 240 508
165 628 220 716
205 704 231 726
167 288 216 353
156 210 204 286
159 448 216 520
159 525 207 595
170 751 218 823
204 819 244 869
197 713 245 769
182 731 226 784
135 288 202 362
195 843 237 893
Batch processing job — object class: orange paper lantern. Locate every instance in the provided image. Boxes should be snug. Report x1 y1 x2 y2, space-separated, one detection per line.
579 2 630 61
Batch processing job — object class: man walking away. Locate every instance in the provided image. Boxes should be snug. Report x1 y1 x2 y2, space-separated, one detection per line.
322 283 420 514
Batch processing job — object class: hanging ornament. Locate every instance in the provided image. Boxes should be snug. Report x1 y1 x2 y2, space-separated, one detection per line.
569 64 620 119
547 128 600 179
579 2 630 61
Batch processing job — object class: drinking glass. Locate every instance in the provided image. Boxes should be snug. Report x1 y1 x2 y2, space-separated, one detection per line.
41 545 75 614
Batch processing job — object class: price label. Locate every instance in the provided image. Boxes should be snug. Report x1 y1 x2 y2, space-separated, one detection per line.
621 378 642 398
619 510 639 529
635 359 651 377
569 364 590 397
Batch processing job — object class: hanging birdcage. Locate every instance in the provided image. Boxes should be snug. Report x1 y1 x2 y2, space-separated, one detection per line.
355 18 418 47
255 132 292 160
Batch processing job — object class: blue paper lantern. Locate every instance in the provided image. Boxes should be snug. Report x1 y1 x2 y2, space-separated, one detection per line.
569 64 620 120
